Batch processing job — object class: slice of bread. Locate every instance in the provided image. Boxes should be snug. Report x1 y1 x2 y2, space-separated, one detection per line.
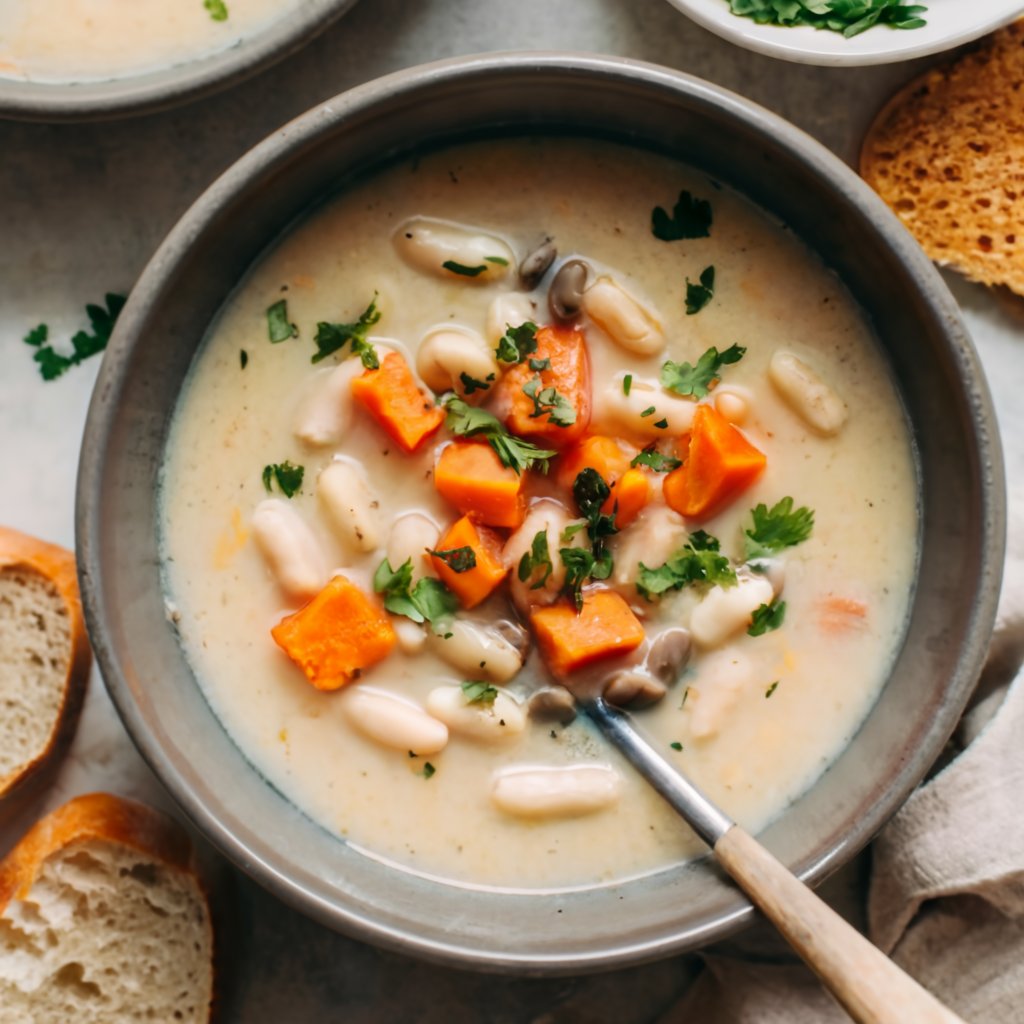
0 527 91 801
860 19 1024 295
0 792 214 1022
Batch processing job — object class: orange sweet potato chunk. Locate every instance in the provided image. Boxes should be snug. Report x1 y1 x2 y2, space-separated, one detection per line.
430 515 509 609
530 590 645 677
271 576 396 691
433 441 526 528
605 467 651 528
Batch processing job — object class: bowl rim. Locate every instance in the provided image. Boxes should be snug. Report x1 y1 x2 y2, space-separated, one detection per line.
0 0 358 123
76 51 1006 971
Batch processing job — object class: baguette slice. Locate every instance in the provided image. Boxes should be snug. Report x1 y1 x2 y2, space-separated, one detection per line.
0 792 214 1023
860 19 1024 295
0 526 91 800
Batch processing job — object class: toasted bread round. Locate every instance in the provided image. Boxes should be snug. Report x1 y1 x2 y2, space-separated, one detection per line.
0 792 214 1022
860 19 1024 295
0 527 91 800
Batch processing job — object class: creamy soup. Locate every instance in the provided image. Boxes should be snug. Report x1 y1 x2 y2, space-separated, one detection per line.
0 0 291 83
160 138 918 890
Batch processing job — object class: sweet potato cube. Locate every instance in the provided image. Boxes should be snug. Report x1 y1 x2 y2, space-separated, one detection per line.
433 442 526 528
430 515 509 609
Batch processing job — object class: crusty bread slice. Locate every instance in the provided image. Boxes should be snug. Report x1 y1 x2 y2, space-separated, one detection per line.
860 19 1024 295
0 527 91 800
0 792 214 1023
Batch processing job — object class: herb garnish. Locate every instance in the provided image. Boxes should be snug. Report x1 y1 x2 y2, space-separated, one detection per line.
266 299 298 342
765 681 780 699
640 406 656 418
670 741 683 751
651 189 712 242
443 396 555 475
529 357 551 372
637 534 737 601
660 343 746 399
312 295 381 368
518 529 554 590
631 448 682 473
459 371 494 395
23 293 127 382
443 260 487 277
485 256 509 266
204 0 229 21
726 0 927 38
240 349 248 369
522 375 577 428
461 681 499 706
495 322 539 364
749 599 786 637
685 266 715 315
373 558 459 625
420 762 436 779
559 547 606 612
429 546 477 573
623 374 633 396
262 461 304 498
744 497 814 560
557 469 619 610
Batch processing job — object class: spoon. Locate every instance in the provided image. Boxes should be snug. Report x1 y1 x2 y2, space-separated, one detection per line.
585 697 967 1024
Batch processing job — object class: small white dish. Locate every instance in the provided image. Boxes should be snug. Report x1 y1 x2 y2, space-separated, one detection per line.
666 0 1024 66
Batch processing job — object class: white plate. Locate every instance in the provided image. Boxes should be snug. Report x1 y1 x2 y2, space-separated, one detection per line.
666 0 1024 66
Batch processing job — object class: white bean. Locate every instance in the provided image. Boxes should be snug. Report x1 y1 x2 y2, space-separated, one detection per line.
687 649 754 739
392 618 427 656
689 575 774 649
343 687 448 755
415 327 500 398
394 217 513 283
583 276 664 356
317 459 381 553
768 350 847 436
597 376 696 440
611 505 688 588
292 361 362 447
251 499 326 602
426 619 525 683
714 387 751 425
501 499 571 611
386 513 440 581
426 685 525 742
485 292 535 347
491 765 621 819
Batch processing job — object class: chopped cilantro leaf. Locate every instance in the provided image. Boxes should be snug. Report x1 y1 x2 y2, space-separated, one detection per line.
459 371 493 395
23 324 48 347
749 599 786 637
623 374 632 396
522 375 576 428
651 189 712 242
631 448 682 472
669 741 683 751
518 529 554 590
529 357 551 372
204 0 229 20
428 546 477 573
636 539 736 601
687 530 719 551
660 343 746 399
559 547 597 612
24 294 127 382
266 299 297 342
765 680 779 699
442 260 487 277
420 762 436 779
312 295 381 368
685 265 715 316
484 256 509 266
640 406 656 418
495 322 538 364
572 468 618 557
744 497 814 560
461 681 498 706
262 461 304 498
654 418 669 429
240 349 248 369
373 558 459 625
444 395 555 475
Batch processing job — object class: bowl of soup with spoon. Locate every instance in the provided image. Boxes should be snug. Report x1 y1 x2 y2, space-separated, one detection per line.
77 53 1004 971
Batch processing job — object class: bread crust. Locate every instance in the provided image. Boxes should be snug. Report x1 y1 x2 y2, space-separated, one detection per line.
860 19 1024 296
0 526 92 800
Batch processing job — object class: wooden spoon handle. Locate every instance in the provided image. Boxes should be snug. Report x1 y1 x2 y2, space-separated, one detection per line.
714 825 967 1024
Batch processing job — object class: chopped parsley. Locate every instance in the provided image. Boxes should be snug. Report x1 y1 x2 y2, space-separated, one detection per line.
373 558 459 625
557 469 619 611
651 189 712 242
443 396 555 475
461 680 498 706
312 295 381 368
495 322 539 364
442 260 487 277
522 375 577 428
23 293 127 382
726 0 927 37
669 741 683 751
640 406 656 418
623 374 632 396
518 529 554 590
529 357 551 372
204 0 229 20
459 371 494 395
744 497 814 560
749 599 786 637
631 448 682 473
559 547 609 612
637 537 737 601
660 343 746 399
685 266 715 315
428 546 477 573
765 681 780 699
240 349 248 369
485 256 509 266
262 461 304 498
266 299 297 342
419 762 436 779
654 418 669 430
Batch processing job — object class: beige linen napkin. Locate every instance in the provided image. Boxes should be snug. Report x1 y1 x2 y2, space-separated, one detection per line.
659 488 1024 1023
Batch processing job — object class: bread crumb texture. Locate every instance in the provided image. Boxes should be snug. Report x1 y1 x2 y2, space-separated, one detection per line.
0 568 70 785
0 838 213 1022
861 19 1024 295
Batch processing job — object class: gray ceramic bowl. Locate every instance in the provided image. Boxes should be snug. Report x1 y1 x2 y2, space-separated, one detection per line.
0 0 357 122
76 53 1005 973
